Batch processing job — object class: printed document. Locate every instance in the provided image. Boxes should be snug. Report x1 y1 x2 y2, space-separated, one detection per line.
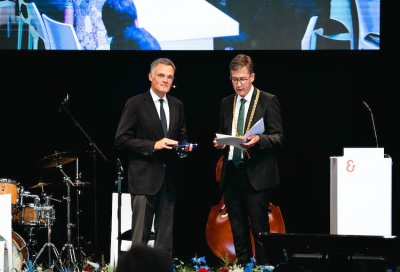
215 118 264 151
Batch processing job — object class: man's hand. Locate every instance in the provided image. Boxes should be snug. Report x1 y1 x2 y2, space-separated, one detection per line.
154 138 178 150
213 139 226 150
175 143 194 158
241 134 259 149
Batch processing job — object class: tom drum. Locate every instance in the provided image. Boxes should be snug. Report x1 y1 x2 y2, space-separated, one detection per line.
0 178 19 205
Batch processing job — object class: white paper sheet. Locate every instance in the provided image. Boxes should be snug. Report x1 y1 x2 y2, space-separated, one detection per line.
215 118 264 150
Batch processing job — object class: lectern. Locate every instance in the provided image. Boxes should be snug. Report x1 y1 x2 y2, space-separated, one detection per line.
0 194 12 272
109 193 155 269
330 148 392 236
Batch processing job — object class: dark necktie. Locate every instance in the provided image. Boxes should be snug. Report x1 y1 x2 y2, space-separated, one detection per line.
232 98 246 166
159 99 167 137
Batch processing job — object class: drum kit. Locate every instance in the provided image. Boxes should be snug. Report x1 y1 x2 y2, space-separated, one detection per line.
0 151 92 272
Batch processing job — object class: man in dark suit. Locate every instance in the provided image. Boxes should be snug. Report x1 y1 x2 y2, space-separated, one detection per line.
212 54 284 266
114 58 193 260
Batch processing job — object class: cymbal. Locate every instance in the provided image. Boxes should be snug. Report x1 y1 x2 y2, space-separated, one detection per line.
39 151 77 168
29 182 52 189
73 180 92 186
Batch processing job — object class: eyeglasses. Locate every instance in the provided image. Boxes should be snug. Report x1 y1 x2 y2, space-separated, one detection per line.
156 73 175 81
230 76 249 84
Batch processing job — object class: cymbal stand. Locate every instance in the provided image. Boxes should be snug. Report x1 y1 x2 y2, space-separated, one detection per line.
25 225 38 260
74 184 87 268
75 158 82 250
74 158 87 268
56 163 79 272
32 204 65 271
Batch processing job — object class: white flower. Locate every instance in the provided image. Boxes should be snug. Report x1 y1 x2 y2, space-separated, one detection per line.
229 264 244 272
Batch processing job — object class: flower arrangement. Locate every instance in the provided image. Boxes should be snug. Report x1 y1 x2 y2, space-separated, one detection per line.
81 255 115 272
10 255 115 272
13 254 274 272
12 254 400 272
173 255 275 272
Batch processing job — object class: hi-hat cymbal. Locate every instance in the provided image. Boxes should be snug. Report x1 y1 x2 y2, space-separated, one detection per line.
39 151 77 168
29 182 52 189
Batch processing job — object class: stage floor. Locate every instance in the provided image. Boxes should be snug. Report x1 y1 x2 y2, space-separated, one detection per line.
259 233 400 272
6 222 400 271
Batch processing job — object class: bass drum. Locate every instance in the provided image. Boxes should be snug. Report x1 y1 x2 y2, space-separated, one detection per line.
2 231 29 272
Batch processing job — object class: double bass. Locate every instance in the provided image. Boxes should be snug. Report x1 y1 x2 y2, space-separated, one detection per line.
205 155 286 263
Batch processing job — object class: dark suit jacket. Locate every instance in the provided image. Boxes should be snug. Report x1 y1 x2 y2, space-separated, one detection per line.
218 88 284 191
114 90 188 196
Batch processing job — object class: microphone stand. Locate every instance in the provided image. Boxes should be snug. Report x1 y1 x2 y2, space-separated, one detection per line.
59 96 108 258
363 101 379 148
116 159 123 259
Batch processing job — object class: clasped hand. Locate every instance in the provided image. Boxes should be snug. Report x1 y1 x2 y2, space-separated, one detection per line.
155 138 193 158
240 134 259 149
212 134 259 149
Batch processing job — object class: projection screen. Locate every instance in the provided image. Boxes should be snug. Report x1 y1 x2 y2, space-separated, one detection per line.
0 0 380 50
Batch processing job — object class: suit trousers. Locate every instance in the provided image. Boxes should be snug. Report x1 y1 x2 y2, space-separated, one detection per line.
130 179 175 260
223 161 272 265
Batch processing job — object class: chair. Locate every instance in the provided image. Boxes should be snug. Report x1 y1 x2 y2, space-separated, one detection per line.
42 13 82 50
301 0 356 50
17 0 29 49
0 0 16 38
17 0 50 49
354 0 380 49
301 16 319 50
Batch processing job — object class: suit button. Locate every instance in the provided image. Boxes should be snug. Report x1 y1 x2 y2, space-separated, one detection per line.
163 164 166 168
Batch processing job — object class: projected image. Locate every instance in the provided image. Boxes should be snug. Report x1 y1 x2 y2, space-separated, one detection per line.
0 0 380 50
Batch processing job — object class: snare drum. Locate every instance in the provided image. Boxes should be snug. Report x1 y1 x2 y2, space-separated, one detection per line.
0 178 19 204
14 203 47 226
13 193 47 226
35 205 55 226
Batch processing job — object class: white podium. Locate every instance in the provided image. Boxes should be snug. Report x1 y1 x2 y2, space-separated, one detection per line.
330 148 392 236
0 194 12 272
110 193 155 269
110 193 132 269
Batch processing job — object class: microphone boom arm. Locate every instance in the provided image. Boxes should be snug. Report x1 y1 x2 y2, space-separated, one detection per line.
363 101 379 148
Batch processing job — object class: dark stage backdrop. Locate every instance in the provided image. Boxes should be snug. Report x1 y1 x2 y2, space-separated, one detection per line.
0 50 396 265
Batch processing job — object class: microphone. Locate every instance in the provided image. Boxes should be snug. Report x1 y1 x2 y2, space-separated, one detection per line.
363 101 378 147
362 101 370 110
117 158 124 172
58 93 69 113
